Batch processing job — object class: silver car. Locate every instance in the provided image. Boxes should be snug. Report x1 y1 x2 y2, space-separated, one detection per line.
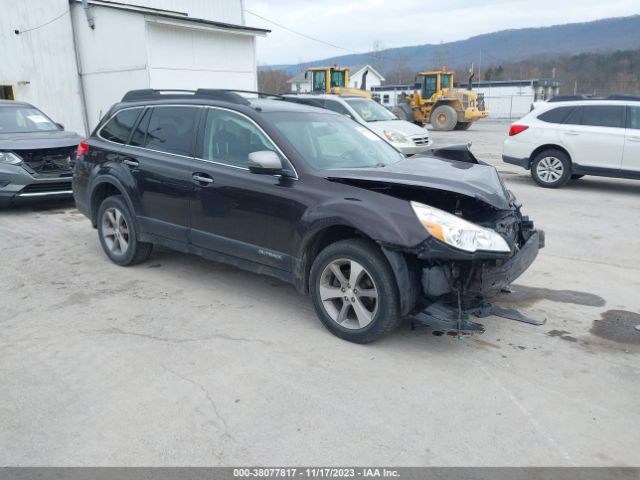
284 94 433 155
0 100 81 207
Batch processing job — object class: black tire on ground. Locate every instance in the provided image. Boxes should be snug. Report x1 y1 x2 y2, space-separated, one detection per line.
392 103 415 123
571 174 584 180
309 238 401 344
97 195 153 266
430 104 458 131
454 122 472 130
530 149 572 189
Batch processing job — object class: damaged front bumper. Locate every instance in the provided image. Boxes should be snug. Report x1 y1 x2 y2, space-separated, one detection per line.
410 229 546 334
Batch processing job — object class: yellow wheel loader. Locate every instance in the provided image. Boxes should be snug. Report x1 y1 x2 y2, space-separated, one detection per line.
305 66 372 98
393 69 489 131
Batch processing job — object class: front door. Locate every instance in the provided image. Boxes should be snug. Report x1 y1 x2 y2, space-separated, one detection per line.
623 106 640 173
189 107 303 271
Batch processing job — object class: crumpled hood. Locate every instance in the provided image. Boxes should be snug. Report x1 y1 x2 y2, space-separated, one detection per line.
326 155 512 210
364 120 430 138
0 130 82 150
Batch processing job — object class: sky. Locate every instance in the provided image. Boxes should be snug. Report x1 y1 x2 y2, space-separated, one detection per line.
244 0 640 66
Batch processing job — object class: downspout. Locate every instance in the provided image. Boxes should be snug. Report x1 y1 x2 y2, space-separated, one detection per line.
70 2 91 135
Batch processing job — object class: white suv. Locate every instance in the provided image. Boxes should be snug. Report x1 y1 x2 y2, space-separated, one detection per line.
502 98 640 188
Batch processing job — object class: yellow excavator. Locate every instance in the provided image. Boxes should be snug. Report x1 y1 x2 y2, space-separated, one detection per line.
393 68 488 131
305 66 372 98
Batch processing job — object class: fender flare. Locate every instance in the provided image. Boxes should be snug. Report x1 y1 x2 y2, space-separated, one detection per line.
88 175 137 226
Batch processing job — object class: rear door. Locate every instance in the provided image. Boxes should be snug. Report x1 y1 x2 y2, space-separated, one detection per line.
124 105 202 243
558 104 625 170
622 106 640 173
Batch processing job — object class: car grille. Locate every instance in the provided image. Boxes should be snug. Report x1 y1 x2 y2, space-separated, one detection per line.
411 135 430 146
20 181 72 194
16 147 75 174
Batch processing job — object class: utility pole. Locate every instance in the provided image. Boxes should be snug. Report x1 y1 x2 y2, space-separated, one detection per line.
478 49 482 83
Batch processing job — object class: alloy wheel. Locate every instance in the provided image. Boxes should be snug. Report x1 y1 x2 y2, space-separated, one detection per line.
101 207 129 256
536 156 564 183
319 258 379 330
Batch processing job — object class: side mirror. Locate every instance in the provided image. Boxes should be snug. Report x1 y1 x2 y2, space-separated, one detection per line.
56 123 64 130
248 150 283 175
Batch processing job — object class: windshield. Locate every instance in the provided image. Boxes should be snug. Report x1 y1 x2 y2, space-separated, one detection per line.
344 98 397 122
0 106 59 133
269 112 403 170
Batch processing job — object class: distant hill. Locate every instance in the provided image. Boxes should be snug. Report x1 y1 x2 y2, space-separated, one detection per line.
265 15 640 76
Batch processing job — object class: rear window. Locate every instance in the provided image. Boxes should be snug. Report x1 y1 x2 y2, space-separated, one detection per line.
580 105 624 128
100 108 142 144
143 106 200 156
537 106 574 124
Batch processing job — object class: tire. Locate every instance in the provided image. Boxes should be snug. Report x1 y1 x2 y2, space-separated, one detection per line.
97 195 152 266
454 122 472 130
309 238 401 344
392 103 415 123
430 105 458 131
571 174 584 180
530 149 572 188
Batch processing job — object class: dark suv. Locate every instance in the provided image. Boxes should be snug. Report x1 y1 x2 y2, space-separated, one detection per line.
0 100 81 206
73 89 544 343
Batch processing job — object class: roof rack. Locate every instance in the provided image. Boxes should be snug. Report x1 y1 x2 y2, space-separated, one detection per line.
120 89 285 104
548 94 640 103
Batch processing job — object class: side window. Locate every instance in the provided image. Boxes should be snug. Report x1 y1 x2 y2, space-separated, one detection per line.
100 108 142 144
627 106 640 129
323 100 350 116
580 105 624 128
201 109 278 168
537 106 574 124
563 106 582 125
144 106 199 156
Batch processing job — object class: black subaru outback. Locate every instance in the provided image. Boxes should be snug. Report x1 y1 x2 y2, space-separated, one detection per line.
73 89 544 343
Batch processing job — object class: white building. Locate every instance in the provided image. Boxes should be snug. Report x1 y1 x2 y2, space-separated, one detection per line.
287 64 385 93
0 0 269 135
373 78 561 119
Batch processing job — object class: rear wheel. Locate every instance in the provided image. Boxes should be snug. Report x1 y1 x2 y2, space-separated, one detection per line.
97 195 152 266
530 149 572 188
431 105 457 131
309 239 401 344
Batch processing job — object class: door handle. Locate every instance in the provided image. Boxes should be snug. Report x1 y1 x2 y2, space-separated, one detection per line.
563 130 579 135
192 173 214 185
123 158 139 167
629 136 640 142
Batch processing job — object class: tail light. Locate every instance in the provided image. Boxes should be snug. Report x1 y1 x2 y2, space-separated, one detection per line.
76 141 89 157
509 125 529 136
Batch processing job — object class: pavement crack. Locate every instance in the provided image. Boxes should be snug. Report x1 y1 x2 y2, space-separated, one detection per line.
92 326 270 346
163 365 236 443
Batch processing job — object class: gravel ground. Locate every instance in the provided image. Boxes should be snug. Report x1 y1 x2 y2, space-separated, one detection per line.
1 121 639 466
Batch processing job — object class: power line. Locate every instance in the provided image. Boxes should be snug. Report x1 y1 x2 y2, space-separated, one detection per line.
14 8 70 35
245 9 356 54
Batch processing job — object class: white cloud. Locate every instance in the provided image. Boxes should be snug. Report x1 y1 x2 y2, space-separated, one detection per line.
244 0 640 65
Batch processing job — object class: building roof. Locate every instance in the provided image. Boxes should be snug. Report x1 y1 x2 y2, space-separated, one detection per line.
287 64 385 83
460 79 563 88
74 0 270 35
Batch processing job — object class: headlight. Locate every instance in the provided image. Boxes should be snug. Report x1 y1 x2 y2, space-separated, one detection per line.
410 201 510 253
383 130 409 143
0 152 22 165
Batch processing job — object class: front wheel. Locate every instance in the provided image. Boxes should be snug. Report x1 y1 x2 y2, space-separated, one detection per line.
97 195 152 266
309 239 401 344
530 149 572 188
430 105 458 131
